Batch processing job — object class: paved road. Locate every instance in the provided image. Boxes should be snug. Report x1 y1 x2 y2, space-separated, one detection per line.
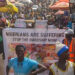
0 54 4 75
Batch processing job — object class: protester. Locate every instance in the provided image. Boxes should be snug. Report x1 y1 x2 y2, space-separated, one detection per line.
64 29 74 46
67 18 72 29
63 17 68 27
0 14 6 59
49 41 75 75
0 15 6 28
63 29 75 62
47 15 56 29
6 45 47 75
0 14 10 59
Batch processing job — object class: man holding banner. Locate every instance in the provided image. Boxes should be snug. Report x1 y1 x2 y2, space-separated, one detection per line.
6 45 47 75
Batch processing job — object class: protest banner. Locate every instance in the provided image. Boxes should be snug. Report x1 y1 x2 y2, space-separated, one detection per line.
35 20 48 29
3 28 65 75
14 19 26 28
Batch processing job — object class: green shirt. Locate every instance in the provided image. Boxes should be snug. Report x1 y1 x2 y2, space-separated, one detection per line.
0 35 2 42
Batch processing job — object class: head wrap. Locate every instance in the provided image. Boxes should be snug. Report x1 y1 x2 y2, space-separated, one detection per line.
56 41 69 56
65 29 74 35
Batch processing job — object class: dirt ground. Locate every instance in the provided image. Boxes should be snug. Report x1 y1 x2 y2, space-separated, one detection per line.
0 54 4 75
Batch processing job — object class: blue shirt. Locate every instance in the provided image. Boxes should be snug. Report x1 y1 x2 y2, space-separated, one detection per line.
67 21 72 29
8 57 39 75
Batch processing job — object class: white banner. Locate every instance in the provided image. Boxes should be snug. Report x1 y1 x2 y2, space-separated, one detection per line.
35 20 47 29
3 28 65 75
3 28 65 44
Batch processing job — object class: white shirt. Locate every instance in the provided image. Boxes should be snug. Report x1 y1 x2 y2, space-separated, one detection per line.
50 61 74 75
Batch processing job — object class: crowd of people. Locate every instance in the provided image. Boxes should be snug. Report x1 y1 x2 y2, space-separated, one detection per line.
0 0 75 75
